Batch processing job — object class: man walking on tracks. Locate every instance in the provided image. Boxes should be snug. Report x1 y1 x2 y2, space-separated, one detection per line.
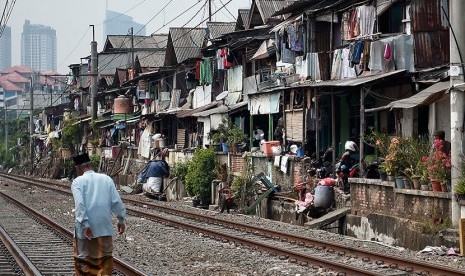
71 153 126 275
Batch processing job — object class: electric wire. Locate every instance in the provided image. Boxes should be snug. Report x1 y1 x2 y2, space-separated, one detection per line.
133 0 205 49
218 0 237 20
137 0 233 64
0 0 15 38
57 27 91 71
134 0 174 35
96 0 148 27
118 0 208 70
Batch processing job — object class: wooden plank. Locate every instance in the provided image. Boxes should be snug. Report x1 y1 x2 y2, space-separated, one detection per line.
123 157 131 175
305 207 351 229
246 187 274 215
460 218 465 257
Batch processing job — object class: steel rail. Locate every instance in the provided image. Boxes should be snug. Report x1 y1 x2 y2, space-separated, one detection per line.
0 191 147 276
0 225 41 275
1 173 463 276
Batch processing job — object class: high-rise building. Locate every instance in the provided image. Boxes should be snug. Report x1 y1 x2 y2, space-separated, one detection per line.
0 26 12 71
21 20 57 72
104 10 146 41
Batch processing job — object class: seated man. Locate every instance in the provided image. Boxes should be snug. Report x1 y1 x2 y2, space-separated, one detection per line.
138 148 170 194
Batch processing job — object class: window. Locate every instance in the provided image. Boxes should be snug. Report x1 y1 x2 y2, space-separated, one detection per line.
378 1 404 34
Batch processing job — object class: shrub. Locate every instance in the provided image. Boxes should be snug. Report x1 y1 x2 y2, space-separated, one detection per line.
171 160 191 183
185 147 216 201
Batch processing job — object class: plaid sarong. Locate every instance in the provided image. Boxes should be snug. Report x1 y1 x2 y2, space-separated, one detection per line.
74 235 113 276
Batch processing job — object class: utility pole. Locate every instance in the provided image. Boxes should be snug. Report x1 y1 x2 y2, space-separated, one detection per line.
450 0 465 227
90 25 98 120
4 104 6 155
3 88 6 156
209 0 212 21
29 76 33 175
130 27 134 69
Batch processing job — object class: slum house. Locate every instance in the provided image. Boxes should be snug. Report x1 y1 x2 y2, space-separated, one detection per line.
156 27 207 150
179 21 249 149
262 0 449 174
191 0 291 150
120 49 172 160
89 35 169 160
365 0 451 140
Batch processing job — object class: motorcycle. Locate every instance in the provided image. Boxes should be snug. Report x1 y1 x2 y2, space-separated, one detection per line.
308 147 334 179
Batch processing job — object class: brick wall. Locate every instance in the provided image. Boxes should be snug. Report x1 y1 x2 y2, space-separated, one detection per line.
350 179 451 223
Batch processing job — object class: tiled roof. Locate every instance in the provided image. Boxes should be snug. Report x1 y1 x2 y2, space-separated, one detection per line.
38 71 64 85
248 0 294 28
136 50 166 68
207 22 236 40
105 35 168 51
236 9 250 30
0 72 30 83
0 80 23 91
1 65 34 75
169 27 206 64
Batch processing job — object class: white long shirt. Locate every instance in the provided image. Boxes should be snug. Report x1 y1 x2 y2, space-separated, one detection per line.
71 170 126 239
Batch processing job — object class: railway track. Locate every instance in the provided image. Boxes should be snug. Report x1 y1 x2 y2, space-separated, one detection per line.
1 172 462 276
0 189 147 275
0 227 27 276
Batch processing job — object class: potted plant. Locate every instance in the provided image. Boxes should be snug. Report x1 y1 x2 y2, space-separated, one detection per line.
211 117 230 152
185 147 216 207
210 131 224 152
227 124 247 153
425 145 451 192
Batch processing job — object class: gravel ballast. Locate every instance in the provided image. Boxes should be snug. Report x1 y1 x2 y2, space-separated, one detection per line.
0 177 463 275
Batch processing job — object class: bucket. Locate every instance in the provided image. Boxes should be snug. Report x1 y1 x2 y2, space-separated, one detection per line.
395 177 404 189
263 141 281 157
221 143 229 152
313 185 334 209
157 138 166 148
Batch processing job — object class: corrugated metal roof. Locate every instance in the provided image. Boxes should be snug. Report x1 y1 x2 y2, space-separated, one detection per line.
366 81 449 112
308 70 407 88
177 101 218 118
260 70 407 93
98 52 131 75
105 35 168 51
169 27 206 64
192 102 248 117
136 50 166 68
207 22 236 40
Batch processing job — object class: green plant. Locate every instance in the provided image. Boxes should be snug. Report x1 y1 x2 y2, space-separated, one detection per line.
227 124 247 144
384 137 408 176
171 159 191 182
402 136 430 177
423 139 451 184
185 147 216 201
60 117 81 151
90 155 100 170
364 128 390 159
230 156 256 213
454 155 465 195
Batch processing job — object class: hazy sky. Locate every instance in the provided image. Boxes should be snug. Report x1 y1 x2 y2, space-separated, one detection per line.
7 0 251 73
